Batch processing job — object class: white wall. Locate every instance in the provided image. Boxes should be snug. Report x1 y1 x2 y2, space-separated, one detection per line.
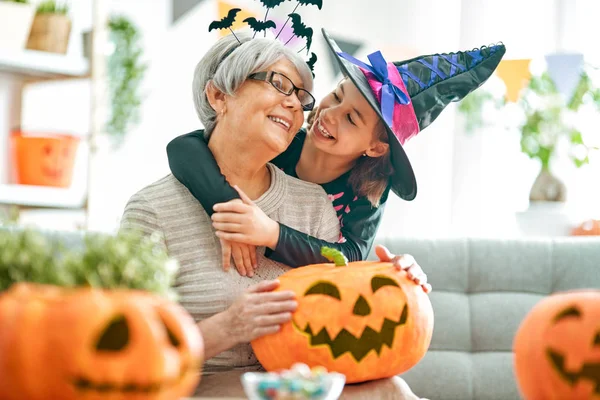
14 0 600 235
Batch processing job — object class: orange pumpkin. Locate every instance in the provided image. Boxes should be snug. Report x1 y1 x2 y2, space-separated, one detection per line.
572 220 600 236
11 131 79 188
514 290 600 400
251 260 434 383
0 283 204 400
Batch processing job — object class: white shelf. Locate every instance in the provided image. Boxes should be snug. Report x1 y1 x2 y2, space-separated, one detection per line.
0 183 86 209
0 49 89 80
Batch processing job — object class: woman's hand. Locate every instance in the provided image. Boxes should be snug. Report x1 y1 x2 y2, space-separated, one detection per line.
375 245 432 293
219 239 258 277
212 186 280 249
224 279 297 343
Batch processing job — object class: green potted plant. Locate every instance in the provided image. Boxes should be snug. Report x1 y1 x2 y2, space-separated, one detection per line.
458 66 600 203
0 0 35 51
106 15 147 144
82 15 146 144
26 0 71 54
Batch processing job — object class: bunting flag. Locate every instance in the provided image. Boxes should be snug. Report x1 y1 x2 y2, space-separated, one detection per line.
326 35 363 77
545 53 584 101
495 59 532 102
216 0 257 37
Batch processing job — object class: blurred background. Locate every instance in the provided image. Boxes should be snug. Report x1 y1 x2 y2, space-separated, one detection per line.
0 0 599 240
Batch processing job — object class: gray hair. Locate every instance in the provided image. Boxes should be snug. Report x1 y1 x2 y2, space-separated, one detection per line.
192 31 313 139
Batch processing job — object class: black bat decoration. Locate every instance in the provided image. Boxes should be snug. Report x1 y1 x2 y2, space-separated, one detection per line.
286 13 313 54
208 8 241 32
244 17 277 34
298 0 323 10
275 0 322 39
306 52 317 78
258 0 287 8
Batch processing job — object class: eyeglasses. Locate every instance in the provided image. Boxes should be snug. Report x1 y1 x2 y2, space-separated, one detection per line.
248 71 316 112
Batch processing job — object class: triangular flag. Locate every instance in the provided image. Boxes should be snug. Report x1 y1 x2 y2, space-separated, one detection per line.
545 53 584 101
217 0 257 37
326 35 363 77
495 59 532 102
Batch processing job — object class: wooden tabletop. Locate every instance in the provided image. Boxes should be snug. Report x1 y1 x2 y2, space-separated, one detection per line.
186 370 427 400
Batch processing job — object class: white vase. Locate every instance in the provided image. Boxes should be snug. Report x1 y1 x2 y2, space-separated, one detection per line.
515 201 576 237
0 2 35 51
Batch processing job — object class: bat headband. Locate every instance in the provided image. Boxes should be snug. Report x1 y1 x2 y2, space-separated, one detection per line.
208 0 322 78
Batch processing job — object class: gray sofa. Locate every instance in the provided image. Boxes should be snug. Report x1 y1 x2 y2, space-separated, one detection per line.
368 236 600 400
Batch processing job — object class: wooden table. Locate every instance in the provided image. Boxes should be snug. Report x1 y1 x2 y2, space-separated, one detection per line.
187 370 427 400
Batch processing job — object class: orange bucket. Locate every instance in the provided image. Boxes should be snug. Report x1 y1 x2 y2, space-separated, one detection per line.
11 131 80 188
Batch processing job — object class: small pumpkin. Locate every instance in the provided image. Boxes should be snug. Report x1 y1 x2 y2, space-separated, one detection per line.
11 131 79 188
0 283 204 400
514 290 600 400
572 220 600 236
251 248 434 383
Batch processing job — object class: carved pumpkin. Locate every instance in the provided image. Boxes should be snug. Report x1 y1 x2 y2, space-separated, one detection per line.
0 283 204 400
572 220 600 236
514 290 600 400
251 257 434 383
11 131 79 187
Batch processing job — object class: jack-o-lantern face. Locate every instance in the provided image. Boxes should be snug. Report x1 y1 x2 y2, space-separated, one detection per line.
41 142 71 182
252 261 434 384
0 283 204 400
12 133 79 188
514 290 600 400
293 276 408 362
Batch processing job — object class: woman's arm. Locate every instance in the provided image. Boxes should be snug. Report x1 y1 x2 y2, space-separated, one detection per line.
271 195 387 267
166 131 239 216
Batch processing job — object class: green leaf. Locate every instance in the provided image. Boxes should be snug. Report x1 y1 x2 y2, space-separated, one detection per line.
320 247 348 267
570 130 584 145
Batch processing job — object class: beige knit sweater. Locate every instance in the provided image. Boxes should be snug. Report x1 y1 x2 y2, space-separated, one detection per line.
120 163 340 374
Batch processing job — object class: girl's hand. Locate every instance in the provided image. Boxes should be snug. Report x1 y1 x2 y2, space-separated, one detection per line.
375 245 432 293
212 186 280 249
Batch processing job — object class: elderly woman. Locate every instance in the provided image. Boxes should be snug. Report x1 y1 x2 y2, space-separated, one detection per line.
120 31 429 400
120 31 341 373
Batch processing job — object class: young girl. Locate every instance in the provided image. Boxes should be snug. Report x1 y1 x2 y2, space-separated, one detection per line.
166 29 505 286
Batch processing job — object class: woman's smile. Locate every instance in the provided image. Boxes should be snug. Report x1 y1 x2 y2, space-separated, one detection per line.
268 115 292 132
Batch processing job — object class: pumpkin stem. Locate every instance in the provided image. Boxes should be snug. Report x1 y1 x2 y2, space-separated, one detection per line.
321 247 348 267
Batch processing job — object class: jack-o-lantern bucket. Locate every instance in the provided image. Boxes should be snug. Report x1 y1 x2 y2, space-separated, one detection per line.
11 131 80 188
251 251 434 384
514 290 600 400
0 283 204 400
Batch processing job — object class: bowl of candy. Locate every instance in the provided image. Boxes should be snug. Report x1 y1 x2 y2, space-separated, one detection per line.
241 363 346 400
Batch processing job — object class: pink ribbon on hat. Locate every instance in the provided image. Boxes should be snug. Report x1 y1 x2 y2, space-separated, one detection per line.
338 51 420 145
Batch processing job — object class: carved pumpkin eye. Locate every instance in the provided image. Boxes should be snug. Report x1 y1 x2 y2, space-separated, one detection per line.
594 332 600 346
304 281 340 300
159 314 181 348
96 315 130 352
553 306 581 323
371 276 400 293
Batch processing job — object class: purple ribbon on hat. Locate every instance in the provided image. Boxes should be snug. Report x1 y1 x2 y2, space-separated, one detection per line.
337 51 411 127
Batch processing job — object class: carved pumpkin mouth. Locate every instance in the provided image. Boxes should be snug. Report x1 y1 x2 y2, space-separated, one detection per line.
74 378 173 393
42 166 64 179
547 349 600 393
292 304 408 362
